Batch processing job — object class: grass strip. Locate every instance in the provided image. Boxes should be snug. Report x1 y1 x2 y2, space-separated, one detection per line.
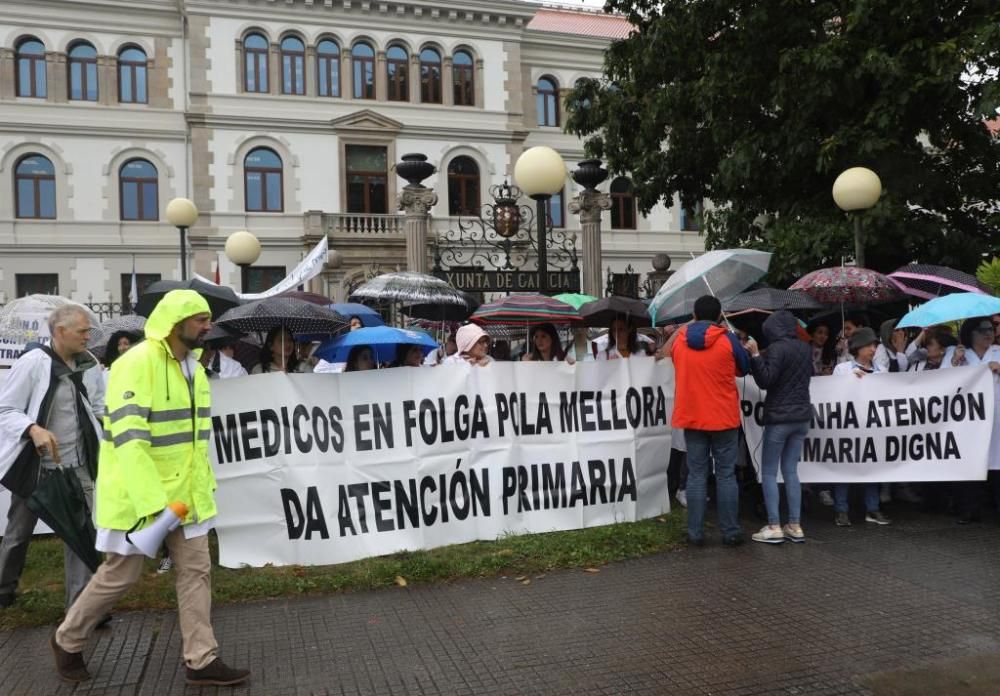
0 513 685 631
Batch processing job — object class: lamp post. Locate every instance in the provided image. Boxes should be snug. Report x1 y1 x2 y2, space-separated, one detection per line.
514 146 567 293
832 167 882 268
224 230 262 292
165 197 199 280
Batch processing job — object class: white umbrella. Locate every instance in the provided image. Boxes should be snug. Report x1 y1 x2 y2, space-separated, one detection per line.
648 249 772 324
349 271 468 307
0 294 98 345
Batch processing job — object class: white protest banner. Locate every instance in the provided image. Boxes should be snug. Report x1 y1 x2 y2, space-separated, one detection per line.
0 309 51 368
209 358 673 568
195 236 328 301
738 367 995 482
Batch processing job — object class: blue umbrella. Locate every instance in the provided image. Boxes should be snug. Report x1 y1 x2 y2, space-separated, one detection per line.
314 326 439 364
329 303 385 327
896 292 1000 329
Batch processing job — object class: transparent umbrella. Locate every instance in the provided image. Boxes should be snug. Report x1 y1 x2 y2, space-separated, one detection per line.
648 250 772 324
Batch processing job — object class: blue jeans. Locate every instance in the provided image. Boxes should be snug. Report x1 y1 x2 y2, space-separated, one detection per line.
685 428 741 540
834 483 880 513
761 421 809 526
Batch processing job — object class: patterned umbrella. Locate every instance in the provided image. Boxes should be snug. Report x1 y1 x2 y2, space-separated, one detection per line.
277 290 333 306
789 266 904 305
723 288 824 313
349 271 468 307
135 278 241 319
87 314 146 357
888 264 993 300
214 297 348 336
0 295 97 345
470 294 581 325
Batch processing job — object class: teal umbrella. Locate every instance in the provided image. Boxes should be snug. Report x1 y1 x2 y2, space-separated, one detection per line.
553 293 598 309
896 293 1000 329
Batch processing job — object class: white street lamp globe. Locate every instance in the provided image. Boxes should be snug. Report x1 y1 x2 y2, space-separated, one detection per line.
225 230 262 266
514 146 566 198
832 167 882 212
165 197 199 228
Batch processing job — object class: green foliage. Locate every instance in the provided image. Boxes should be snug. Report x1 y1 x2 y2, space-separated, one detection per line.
977 257 1000 294
567 1 1000 285
0 515 686 630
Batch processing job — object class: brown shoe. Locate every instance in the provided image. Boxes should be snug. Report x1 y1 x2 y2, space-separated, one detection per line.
50 633 90 683
186 658 250 686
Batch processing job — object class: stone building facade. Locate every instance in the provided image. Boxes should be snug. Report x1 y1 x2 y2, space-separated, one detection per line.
0 0 704 304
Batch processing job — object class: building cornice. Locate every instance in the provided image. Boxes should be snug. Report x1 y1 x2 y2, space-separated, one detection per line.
182 0 538 40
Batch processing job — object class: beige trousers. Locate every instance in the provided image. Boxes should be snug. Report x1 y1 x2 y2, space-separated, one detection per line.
55 528 218 670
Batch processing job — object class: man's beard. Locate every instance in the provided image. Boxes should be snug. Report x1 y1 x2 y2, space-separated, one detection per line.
181 333 206 350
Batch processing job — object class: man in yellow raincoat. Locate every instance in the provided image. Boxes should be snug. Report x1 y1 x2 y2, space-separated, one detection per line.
51 290 250 687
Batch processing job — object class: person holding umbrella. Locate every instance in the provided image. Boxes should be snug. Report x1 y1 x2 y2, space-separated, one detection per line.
251 326 309 374
522 323 568 362
943 317 1000 521
0 304 105 611
51 290 250 686
345 346 377 372
444 324 493 367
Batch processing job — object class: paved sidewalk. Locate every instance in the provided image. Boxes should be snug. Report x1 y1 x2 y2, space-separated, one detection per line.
1 508 998 696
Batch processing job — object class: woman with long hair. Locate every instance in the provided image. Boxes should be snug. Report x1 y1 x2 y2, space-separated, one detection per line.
522 323 566 362
599 317 642 360
251 326 300 374
391 344 424 368
806 322 836 376
345 345 376 372
103 330 141 368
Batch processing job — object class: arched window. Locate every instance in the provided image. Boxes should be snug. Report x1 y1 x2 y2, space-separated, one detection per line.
14 154 56 219
386 45 408 102
419 48 441 104
352 42 375 99
316 39 340 97
119 158 158 221
453 50 474 107
244 147 283 212
537 76 560 127
447 156 480 216
68 42 98 101
610 177 636 230
15 38 47 98
118 46 148 103
280 36 305 95
244 33 269 93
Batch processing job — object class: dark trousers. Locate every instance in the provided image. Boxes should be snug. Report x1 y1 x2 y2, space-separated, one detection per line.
667 448 687 500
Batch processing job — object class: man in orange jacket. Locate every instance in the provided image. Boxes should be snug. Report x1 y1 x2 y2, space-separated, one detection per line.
670 295 750 546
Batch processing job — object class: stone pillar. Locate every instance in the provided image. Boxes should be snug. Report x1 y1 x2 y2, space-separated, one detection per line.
98 54 115 105
304 44 317 97
569 159 612 297
341 53 352 99
398 186 437 273
50 52 68 103
474 58 484 108
442 56 454 106
375 51 387 101
269 42 280 94
408 54 420 103
0 48 15 100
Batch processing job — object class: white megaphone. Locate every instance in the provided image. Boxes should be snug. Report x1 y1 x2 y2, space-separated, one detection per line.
126 502 189 558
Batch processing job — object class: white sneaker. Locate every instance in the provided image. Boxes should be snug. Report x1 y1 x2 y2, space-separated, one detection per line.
675 490 687 508
752 525 785 544
819 490 835 507
156 557 173 574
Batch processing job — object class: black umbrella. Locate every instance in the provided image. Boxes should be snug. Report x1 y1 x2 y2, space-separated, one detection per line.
724 288 824 313
578 296 652 327
403 292 480 322
26 468 102 572
888 264 993 300
214 297 348 336
135 278 241 319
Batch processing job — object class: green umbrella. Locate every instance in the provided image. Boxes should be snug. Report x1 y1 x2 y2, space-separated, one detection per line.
26 468 102 573
553 293 598 309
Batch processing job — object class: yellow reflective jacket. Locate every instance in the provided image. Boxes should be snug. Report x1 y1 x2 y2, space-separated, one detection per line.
95 290 215 530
